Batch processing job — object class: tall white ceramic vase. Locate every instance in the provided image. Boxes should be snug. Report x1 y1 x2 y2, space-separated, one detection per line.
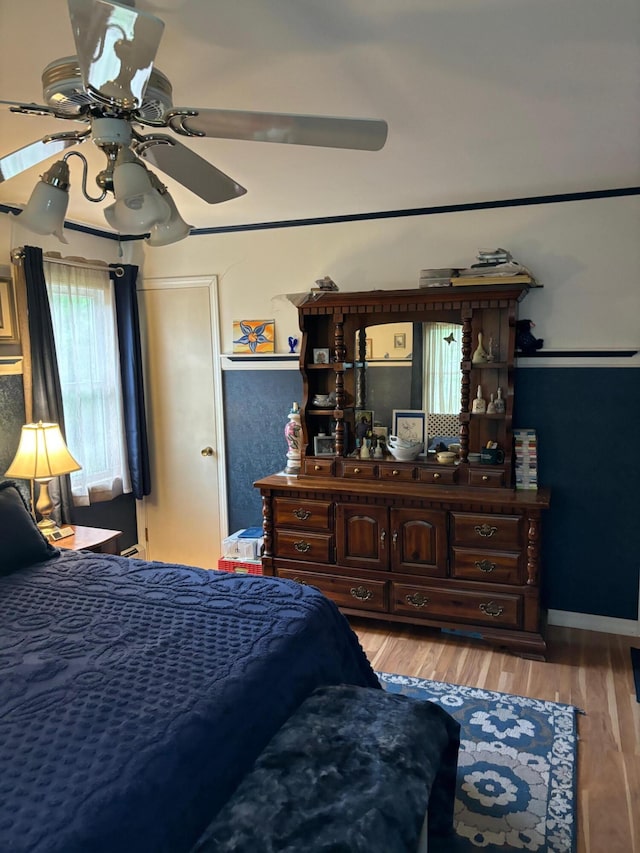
284 402 302 474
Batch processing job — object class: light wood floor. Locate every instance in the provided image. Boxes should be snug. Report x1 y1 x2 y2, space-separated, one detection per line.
348 619 640 853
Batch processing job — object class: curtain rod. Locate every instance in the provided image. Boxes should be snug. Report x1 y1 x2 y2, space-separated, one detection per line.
11 248 125 278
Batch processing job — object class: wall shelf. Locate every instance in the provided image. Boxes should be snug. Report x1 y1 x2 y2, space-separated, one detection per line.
516 349 637 358
222 353 299 362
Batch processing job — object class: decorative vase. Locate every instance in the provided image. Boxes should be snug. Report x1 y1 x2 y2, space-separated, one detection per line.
288 336 298 354
284 402 302 474
472 331 490 364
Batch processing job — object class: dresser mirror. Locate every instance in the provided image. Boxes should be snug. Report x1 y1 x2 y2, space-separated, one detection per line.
353 320 463 437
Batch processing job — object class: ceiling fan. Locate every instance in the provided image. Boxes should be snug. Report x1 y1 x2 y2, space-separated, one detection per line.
0 0 388 245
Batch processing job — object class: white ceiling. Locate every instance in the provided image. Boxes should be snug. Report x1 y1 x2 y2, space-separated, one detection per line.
1 0 638 235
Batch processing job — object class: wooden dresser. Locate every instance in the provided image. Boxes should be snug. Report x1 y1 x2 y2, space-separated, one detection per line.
255 284 550 659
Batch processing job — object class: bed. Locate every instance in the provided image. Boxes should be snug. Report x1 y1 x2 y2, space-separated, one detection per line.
0 481 380 853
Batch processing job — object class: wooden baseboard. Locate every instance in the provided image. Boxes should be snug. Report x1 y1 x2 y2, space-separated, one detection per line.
548 609 639 637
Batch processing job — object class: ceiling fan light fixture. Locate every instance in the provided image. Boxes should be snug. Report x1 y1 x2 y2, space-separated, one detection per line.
104 191 170 235
17 159 70 243
104 149 171 234
146 175 191 246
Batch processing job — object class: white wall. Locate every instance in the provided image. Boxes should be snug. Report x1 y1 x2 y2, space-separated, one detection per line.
140 195 640 365
2 193 638 366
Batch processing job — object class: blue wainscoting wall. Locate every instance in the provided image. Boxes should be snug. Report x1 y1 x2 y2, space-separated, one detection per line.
224 365 640 621
223 369 303 532
514 367 639 620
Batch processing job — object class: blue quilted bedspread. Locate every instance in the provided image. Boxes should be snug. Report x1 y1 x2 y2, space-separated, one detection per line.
0 551 379 853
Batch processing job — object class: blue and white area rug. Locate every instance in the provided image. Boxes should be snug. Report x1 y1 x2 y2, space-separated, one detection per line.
378 672 578 853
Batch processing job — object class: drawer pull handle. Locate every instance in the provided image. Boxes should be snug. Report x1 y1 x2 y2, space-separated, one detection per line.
480 601 504 617
474 523 498 538
380 529 386 544
475 559 496 573
294 540 311 553
392 469 400 476
314 464 321 471
293 508 311 520
392 531 398 547
433 473 441 480
406 592 430 608
292 576 308 585
350 585 373 602
482 475 489 481
353 467 361 474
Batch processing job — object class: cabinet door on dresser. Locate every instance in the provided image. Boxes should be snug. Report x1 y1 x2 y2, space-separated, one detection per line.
390 508 448 577
336 504 388 570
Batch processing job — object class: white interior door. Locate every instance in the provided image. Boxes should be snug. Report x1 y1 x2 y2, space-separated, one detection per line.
137 275 227 568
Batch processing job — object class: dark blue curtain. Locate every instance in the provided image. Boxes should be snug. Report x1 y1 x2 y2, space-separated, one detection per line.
112 264 151 499
22 245 74 524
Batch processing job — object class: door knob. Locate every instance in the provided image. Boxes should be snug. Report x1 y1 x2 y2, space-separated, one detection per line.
201 446 214 457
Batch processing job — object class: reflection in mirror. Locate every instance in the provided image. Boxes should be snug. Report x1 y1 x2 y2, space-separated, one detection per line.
357 321 462 442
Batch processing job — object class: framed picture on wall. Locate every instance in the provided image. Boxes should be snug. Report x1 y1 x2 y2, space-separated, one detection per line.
313 434 334 456
392 410 426 445
313 348 330 364
0 278 19 344
232 319 275 354
355 410 374 442
394 332 406 349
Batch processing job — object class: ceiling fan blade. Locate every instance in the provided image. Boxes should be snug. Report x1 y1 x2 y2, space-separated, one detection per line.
135 135 246 204
67 0 164 110
0 134 87 183
167 108 388 151
0 99 62 117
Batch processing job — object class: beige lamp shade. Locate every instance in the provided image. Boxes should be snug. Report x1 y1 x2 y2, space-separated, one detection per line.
5 422 81 480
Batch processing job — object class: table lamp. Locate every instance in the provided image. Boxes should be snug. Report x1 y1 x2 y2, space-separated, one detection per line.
5 421 82 536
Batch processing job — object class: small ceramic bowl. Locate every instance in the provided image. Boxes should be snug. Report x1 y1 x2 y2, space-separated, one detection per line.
436 451 457 464
388 444 423 462
312 394 334 407
468 452 481 463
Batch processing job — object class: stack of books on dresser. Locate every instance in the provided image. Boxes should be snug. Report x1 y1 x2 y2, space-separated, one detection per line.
452 248 538 287
514 429 538 490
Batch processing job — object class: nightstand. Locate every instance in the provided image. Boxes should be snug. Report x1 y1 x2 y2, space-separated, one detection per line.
57 525 123 555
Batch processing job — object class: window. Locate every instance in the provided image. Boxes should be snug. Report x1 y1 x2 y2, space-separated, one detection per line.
44 261 131 505
423 322 462 414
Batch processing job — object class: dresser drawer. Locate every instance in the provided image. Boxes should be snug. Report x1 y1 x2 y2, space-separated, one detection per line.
450 513 522 550
391 582 522 628
304 458 335 476
419 466 459 486
274 530 333 562
341 462 378 479
468 467 505 488
451 547 523 584
278 568 388 613
378 464 416 482
273 497 333 531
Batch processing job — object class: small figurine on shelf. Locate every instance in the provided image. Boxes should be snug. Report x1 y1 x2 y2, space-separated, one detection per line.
493 386 506 414
472 331 490 364
515 319 543 354
287 336 298 354
487 393 496 414
486 336 495 362
471 385 487 413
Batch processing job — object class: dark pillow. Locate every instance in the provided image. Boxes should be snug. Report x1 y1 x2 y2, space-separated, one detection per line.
0 480 59 572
